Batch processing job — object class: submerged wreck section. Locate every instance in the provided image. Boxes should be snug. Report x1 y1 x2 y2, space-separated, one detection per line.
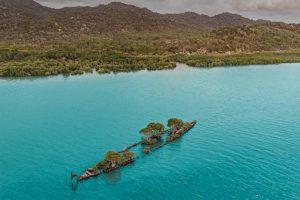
71 118 197 189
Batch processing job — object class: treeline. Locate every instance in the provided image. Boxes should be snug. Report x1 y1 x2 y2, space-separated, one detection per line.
0 40 177 77
1 26 300 77
178 51 300 68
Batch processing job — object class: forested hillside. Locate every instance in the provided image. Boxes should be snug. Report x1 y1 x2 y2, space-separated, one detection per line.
0 0 300 77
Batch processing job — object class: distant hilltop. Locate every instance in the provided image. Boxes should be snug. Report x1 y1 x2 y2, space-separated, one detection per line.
1 0 299 41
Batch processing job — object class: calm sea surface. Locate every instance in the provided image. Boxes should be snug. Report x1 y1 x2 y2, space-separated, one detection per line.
0 63 300 200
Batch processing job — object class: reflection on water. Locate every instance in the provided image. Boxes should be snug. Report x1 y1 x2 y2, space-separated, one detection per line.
103 170 122 184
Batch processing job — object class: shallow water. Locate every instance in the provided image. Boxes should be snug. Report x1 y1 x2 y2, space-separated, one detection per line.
0 63 300 200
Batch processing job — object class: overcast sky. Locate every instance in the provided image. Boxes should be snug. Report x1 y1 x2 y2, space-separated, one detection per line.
35 0 300 23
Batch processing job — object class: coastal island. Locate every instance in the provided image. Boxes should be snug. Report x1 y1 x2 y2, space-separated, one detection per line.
71 118 196 189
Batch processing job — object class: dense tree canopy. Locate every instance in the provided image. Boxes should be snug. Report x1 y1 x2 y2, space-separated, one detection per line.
122 151 135 158
105 151 121 162
1 25 300 77
94 150 135 171
140 122 165 137
168 118 184 130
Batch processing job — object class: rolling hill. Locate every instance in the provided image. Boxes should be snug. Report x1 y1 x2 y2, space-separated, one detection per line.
165 12 254 31
1 0 300 77
0 0 277 41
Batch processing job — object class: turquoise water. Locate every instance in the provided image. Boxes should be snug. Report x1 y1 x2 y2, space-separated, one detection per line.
1 63 300 200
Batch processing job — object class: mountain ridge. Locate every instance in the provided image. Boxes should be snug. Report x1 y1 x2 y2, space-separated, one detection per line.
165 12 254 31
2 0 298 41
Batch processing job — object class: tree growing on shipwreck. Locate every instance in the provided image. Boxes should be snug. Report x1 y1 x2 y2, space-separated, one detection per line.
140 122 165 145
167 118 184 133
93 151 135 172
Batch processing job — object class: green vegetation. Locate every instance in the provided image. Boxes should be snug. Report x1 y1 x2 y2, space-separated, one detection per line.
77 118 196 182
166 118 185 142
179 51 300 68
1 1 300 77
166 119 195 142
143 146 151 154
140 122 165 145
94 151 135 172
140 122 165 137
166 133 181 143
167 118 184 132
0 34 178 77
1 25 300 77
141 138 159 145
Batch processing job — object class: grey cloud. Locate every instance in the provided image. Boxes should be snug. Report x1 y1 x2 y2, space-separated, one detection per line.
126 0 226 14
35 0 229 14
36 0 101 7
232 0 300 12
34 0 300 23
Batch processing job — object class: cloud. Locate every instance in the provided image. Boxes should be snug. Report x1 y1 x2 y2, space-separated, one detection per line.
126 0 225 13
34 0 300 23
36 0 100 8
35 0 228 14
35 0 300 13
232 0 300 12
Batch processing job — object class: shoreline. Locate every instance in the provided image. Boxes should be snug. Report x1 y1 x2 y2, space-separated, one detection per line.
1 50 300 77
